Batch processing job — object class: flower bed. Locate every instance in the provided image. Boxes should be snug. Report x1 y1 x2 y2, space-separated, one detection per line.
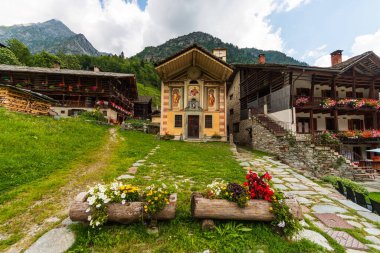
321 98 380 110
69 182 176 228
192 171 303 237
295 96 310 106
337 129 380 139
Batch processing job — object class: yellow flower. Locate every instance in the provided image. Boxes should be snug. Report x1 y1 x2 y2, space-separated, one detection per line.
144 205 147 209
269 207 273 211
154 197 158 200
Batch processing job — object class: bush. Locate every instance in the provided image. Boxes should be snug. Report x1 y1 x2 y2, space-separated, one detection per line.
161 133 175 140
79 109 107 122
322 175 368 194
211 134 222 139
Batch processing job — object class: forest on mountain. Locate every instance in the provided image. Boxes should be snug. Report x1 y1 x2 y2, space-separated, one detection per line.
0 39 161 88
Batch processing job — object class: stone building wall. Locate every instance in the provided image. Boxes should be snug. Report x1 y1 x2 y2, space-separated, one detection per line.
251 116 354 179
227 72 253 145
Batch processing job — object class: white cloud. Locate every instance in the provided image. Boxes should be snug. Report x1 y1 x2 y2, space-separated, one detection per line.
301 44 327 60
313 54 349 67
352 29 380 55
0 0 308 57
275 0 311 12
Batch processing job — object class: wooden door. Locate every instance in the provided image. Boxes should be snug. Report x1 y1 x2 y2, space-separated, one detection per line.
187 115 199 138
297 117 310 133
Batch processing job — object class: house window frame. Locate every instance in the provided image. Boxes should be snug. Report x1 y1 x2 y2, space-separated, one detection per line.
174 115 182 128
205 115 213 128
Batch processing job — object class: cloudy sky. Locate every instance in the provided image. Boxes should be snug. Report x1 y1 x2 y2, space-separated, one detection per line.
1 0 380 66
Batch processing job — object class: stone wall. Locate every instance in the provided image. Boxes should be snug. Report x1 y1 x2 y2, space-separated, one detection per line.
250 116 354 179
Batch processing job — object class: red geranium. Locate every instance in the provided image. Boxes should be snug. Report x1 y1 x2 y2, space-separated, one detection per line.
245 170 274 202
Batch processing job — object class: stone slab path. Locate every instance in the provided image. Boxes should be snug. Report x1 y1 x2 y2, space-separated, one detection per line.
232 146 380 252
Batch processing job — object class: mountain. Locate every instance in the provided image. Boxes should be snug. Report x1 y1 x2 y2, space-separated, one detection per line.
135 31 307 65
0 19 101 56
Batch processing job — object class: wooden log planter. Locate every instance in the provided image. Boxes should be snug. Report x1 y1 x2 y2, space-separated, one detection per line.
69 192 177 224
191 193 303 221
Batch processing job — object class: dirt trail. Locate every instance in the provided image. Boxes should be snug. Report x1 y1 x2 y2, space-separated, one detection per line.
4 128 119 253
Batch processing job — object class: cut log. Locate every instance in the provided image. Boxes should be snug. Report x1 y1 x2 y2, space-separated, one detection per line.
69 193 177 224
191 193 303 221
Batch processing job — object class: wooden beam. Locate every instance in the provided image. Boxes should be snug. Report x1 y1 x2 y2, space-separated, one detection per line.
353 71 356 98
370 111 378 129
333 110 338 132
370 78 375 99
311 74 315 102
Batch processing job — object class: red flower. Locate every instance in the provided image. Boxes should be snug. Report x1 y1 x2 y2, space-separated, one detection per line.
263 172 272 181
243 182 248 186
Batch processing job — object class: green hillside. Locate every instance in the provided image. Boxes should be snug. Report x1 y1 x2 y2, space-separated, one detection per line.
134 31 307 65
137 82 161 107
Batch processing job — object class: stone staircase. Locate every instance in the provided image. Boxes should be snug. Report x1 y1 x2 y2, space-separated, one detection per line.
254 113 288 137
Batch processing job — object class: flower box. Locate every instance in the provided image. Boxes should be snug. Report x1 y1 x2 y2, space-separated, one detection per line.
191 193 302 221
69 192 177 224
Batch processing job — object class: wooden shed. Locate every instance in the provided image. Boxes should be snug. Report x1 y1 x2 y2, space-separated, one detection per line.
133 96 152 119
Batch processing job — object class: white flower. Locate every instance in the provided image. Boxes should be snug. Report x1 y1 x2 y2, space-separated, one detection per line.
88 215 92 221
85 208 90 213
95 221 100 226
104 198 110 204
121 193 126 199
122 200 126 205
87 196 96 206
162 183 167 189
278 221 286 228
96 204 101 208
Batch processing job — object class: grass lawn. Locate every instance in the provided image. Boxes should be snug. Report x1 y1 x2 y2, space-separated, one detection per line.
0 108 107 202
70 138 325 253
137 82 161 107
369 192 380 202
0 108 112 249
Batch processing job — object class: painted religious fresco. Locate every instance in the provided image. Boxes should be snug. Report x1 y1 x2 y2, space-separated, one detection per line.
171 87 183 110
207 87 217 111
188 85 200 102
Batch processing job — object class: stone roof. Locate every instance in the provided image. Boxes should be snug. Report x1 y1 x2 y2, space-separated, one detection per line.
0 64 135 78
134 96 152 104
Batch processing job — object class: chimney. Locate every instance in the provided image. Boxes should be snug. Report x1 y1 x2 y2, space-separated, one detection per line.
93 66 100 72
52 61 61 69
330 50 343 66
212 48 227 62
258 54 266 64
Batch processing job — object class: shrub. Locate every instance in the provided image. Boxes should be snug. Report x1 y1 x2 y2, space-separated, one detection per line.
79 109 107 122
211 134 222 139
322 175 368 194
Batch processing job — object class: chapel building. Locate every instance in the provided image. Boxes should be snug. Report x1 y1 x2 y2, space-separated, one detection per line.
155 44 233 140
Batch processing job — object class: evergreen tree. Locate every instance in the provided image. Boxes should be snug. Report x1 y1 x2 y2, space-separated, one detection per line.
0 47 21 65
6 39 32 65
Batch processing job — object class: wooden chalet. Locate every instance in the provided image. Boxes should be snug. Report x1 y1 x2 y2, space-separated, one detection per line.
0 64 137 122
155 44 233 141
133 96 152 119
228 51 380 161
0 84 56 115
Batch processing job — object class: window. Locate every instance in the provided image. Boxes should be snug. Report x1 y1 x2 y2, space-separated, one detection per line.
60 110 65 114
205 115 213 128
233 123 240 133
230 109 234 115
230 94 233 100
346 91 363 98
174 115 182 128
296 88 310 96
